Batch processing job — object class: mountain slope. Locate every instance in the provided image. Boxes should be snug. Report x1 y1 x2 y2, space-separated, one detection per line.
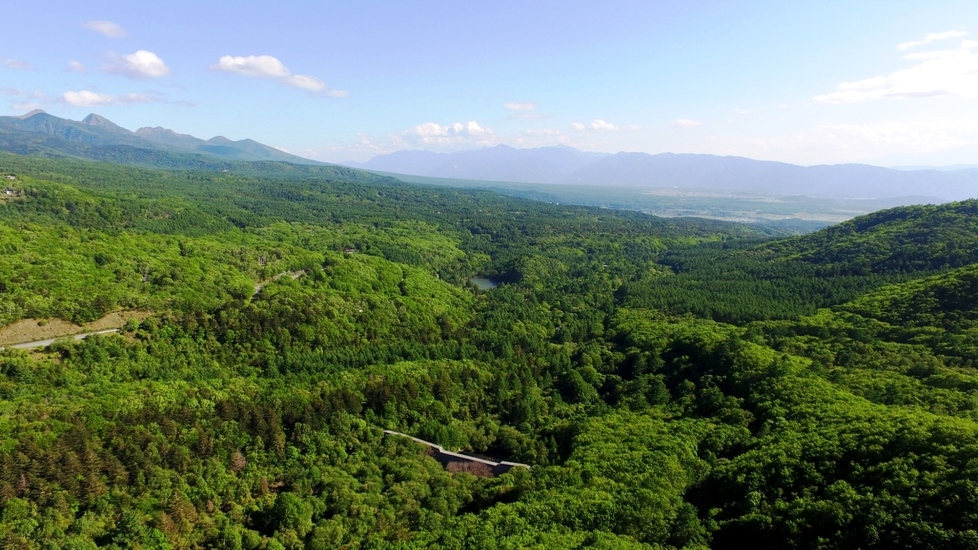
618 199 978 323
0 110 322 165
135 126 316 163
0 110 151 148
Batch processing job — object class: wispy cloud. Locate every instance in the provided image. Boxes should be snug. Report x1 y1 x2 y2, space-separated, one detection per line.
1 57 33 70
213 55 290 78
671 118 702 129
284 74 325 91
104 50 172 79
1 87 47 111
62 89 191 107
322 122 589 162
211 54 348 97
63 90 115 107
572 119 640 131
816 33 978 104
11 102 44 112
504 101 543 120
807 120 978 157
512 127 576 147
83 20 127 38
706 118 978 165
898 30 967 51
314 123 639 164
1 87 44 98
66 60 86 73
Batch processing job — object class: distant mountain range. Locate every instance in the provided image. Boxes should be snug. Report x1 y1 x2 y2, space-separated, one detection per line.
345 145 609 184
3 111 975 202
0 110 322 166
347 145 978 201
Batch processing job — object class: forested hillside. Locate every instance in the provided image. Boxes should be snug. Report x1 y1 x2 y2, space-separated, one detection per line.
618 200 978 324
2 152 978 548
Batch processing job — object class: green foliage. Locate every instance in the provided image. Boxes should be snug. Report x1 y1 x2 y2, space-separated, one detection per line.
620 201 978 324
3 151 978 548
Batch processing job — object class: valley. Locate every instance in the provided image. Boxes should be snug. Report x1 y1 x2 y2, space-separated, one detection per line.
1 150 978 547
6 3 978 547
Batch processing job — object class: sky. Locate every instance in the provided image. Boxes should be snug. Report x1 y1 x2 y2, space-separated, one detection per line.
2 0 978 166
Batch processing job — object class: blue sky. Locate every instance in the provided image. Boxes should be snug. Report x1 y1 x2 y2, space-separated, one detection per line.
2 0 977 165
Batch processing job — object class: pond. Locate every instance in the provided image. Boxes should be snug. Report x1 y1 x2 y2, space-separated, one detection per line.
468 277 499 290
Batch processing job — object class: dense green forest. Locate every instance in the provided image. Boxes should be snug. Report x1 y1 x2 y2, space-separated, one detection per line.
2 151 978 548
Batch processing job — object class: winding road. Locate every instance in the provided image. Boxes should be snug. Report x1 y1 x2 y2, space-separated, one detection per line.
3 270 308 351
0 328 120 350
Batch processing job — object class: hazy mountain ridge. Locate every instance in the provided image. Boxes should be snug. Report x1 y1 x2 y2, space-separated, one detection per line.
350 147 978 201
349 144 610 183
0 110 322 165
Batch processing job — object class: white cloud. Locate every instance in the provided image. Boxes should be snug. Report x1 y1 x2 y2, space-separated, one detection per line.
83 20 127 38
386 120 498 149
1 57 32 70
898 30 967 51
66 60 86 73
671 118 702 129
63 90 115 107
591 119 619 131
815 36 978 104
105 50 171 79
123 50 171 77
213 55 290 78
734 108 750 115
412 121 493 141
212 54 346 97
572 118 640 131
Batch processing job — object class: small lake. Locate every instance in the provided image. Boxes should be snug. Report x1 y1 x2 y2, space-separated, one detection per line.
468 277 499 290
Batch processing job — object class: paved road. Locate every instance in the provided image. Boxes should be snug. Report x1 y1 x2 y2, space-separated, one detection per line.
1 328 120 350
254 270 307 296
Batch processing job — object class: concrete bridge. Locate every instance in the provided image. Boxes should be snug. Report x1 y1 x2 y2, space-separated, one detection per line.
383 429 531 476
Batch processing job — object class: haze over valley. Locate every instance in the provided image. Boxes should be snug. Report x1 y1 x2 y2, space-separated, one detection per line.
5 109 976 227
4 2 978 549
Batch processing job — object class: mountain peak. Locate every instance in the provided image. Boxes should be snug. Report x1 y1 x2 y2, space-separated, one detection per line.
81 113 131 134
0 112 321 165
14 109 46 120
